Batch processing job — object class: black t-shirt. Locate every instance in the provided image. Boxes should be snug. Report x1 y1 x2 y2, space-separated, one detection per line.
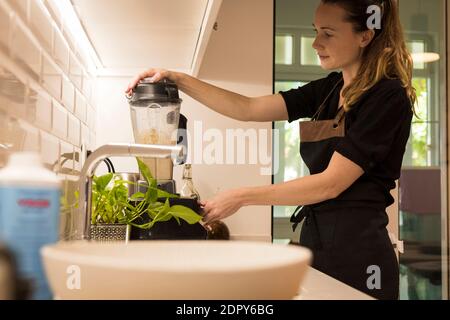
279 72 413 208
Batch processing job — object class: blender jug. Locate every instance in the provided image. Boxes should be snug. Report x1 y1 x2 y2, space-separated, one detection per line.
128 79 181 180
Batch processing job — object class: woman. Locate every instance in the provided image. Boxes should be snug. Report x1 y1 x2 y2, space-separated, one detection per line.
126 0 415 300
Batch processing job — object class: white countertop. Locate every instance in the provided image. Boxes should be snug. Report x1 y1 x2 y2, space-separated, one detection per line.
294 267 375 300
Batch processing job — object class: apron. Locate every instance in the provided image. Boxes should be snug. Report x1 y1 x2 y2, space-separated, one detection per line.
290 79 399 300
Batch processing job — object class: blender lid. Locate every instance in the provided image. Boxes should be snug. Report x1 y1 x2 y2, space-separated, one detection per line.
128 79 182 104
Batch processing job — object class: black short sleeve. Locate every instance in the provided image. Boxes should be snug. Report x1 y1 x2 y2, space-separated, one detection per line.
335 79 413 172
279 72 342 122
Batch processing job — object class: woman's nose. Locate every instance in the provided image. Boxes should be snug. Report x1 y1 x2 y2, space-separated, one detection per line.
312 36 322 50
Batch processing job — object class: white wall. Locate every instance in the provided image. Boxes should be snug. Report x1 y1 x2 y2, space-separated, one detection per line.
95 77 138 174
194 0 274 241
95 0 274 241
0 0 98 239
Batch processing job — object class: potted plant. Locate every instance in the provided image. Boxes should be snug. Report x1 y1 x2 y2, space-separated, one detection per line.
89 172 131 241
89 158 204 241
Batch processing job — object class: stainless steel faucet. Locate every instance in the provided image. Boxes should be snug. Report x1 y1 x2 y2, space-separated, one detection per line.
76 143 183 240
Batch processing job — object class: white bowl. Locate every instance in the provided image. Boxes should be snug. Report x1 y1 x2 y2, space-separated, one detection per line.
41 240 311 300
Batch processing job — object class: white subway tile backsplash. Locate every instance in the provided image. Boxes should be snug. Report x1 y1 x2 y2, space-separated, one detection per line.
53 26 69 73
75 50 90 76
0 4 11 51
0 150 6 168
0 110 9 167
0 95 26 121
81 123 89 149
42 53 61 100
52 99 67 140
0 0 97 176
67 112 80 146
11 19 41 80
60 140 74 174
75 90 86 124
26 86 37 123
29 0 53 53
62 28 77 55
0 108 7 127
0 109 12 153
34 92 52 131
74 146 81 173
0 70 28 120
2 116 26 153
41 0 61 30
40 129 60 171
62 75 74 113
0 93 9 115
18 119 40 152
6 0 29 21
82 72 93 103
69 52 83 91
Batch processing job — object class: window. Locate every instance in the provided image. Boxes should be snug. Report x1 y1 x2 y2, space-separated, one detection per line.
273 81 308 220
275 35 294 65
408 40 426 69
274 10 328 242
300 36 320 66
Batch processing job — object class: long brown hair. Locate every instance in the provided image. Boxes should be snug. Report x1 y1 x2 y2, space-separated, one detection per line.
321 0 417 114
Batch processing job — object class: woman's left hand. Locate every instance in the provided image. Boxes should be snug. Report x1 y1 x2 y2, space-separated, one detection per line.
199 189 245 224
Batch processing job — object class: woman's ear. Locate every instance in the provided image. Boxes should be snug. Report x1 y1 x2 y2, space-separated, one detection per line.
360 29 376 48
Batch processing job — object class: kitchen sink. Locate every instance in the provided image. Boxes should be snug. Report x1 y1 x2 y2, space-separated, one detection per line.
41 240 311 300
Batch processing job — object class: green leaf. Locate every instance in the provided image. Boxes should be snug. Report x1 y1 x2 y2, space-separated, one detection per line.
161 198 170 214
146 208 158 220
136 157 154 184
156 188 179 199
113 179 136 186
91 210 97 224
145 179 158 203
148 213 170 228
129 221 153 229
147 201 164 209
169 205 203 225
157 212 172 222
146 198 171 227
130 192 146 200
94 173 113 192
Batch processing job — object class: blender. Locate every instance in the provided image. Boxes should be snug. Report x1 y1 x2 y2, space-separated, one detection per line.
126 79 206 240
128 78 182 185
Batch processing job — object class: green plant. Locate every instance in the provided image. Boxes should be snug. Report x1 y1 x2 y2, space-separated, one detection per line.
90 158 202 229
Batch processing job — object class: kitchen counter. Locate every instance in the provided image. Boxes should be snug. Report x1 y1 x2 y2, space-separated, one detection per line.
295 267 375 300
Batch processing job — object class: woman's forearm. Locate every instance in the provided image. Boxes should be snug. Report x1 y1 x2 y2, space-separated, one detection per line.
239 173 336 207
173 72 252 121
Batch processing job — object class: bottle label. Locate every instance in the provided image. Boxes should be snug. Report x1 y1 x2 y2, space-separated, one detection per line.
0 186 60 300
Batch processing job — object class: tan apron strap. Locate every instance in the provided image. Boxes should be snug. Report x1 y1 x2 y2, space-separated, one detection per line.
311 78 343 121
333 106 346 127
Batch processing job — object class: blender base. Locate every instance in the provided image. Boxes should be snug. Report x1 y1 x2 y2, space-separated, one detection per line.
129 197 207 240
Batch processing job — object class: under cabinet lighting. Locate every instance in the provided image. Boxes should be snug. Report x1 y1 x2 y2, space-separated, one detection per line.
49 0 103 74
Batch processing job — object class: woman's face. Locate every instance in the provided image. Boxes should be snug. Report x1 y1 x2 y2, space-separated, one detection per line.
312 3 369 71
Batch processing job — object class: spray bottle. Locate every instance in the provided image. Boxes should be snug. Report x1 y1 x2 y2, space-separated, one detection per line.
0 152 61 299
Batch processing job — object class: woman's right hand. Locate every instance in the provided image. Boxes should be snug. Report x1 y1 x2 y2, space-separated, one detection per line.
125 68 175 95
